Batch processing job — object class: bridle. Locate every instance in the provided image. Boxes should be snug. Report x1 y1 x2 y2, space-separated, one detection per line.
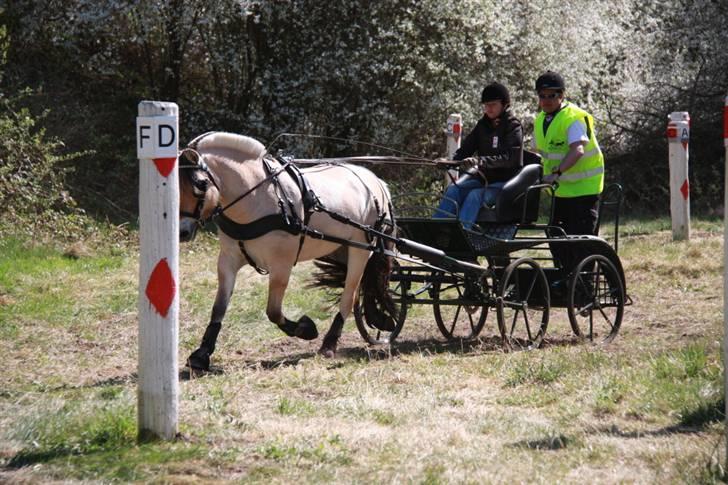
178 148 295 227
178 150 221 225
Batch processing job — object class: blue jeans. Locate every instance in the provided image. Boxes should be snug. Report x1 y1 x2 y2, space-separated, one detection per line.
434 179 504 228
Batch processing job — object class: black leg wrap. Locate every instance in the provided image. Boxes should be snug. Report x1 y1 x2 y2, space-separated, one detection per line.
188 321 222 371
321 312 344 350
200 321 222 354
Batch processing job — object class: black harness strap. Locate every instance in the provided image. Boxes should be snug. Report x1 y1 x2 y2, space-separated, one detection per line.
282 162 318 265
214 212 299 240
238 241 269 275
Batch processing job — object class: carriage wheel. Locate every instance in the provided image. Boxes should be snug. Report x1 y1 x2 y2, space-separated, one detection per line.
432 271 488 341
567 254 624 344
497 258 549 350
353 260 407 345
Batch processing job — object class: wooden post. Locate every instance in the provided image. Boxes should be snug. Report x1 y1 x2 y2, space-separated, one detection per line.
667 111 690 241
445 113 462 186
723 95 728 470
136 101 179 440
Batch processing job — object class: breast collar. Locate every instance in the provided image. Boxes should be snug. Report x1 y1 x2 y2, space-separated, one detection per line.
212 156 316 240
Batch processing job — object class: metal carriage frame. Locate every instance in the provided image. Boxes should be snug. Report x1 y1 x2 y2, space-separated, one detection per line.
351 180 629 350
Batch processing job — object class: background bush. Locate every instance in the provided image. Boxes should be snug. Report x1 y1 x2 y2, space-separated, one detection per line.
1 0 727 224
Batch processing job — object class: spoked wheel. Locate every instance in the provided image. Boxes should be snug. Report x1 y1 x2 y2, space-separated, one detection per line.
432 271 488 341
567 254 624 344
497 257 549 350
354 260 407 345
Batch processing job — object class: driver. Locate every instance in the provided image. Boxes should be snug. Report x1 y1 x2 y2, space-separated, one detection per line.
434 82 523 228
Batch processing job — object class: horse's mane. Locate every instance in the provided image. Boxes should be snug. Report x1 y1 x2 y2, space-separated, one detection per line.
191 132 266 161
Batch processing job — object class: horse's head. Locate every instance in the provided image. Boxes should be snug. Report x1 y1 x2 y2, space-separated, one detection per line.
178 148 220 242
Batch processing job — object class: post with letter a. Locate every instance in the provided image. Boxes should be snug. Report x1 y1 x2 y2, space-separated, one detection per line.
136 101 179 441
667 111 690 241
723 94 728 470
445 113 462 186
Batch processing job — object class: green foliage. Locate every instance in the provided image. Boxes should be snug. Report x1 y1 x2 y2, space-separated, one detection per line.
2 0 728 224
0 91 91 236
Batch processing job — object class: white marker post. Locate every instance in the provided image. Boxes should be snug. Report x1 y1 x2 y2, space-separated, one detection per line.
723 95 728 470
445 113 462 186
136 101 179 441
667 111 690 241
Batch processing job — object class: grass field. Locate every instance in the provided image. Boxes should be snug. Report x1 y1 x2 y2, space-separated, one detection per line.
0 217 725 483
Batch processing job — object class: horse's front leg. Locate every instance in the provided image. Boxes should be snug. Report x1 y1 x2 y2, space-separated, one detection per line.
267 267 319 340
319 249 369 358
188 249 244 371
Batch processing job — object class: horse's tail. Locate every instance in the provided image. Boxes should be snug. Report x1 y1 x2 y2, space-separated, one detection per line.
309 257 348 290
360 251 397 332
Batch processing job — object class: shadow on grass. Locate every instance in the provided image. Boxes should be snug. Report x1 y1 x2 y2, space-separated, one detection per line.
593 398 724 439
679 396 725 428
5 446 106 469
183 333 591 375
509 434 572 451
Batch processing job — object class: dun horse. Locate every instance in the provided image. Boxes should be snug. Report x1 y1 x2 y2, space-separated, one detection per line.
178 132 397 370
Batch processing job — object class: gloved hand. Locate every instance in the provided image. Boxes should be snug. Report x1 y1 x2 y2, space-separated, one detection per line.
460 157 478 170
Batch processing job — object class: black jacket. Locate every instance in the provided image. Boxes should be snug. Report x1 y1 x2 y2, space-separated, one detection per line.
453 108 523 183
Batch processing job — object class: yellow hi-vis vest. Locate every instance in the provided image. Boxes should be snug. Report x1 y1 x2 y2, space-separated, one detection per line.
534 102 604 197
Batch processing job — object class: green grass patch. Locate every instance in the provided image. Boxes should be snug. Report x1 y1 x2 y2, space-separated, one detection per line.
0 236 127 334
504 352 567 387
257 435 351 466
8 400 136 468
6 394 205 481
276 396 316 416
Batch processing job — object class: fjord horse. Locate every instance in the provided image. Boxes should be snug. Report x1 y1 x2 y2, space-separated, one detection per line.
178 132 396 370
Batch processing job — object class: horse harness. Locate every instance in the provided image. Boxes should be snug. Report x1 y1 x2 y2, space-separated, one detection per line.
180 151 392 275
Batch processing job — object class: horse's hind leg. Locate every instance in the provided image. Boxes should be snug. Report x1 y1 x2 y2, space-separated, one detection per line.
188 249 244 371
319 248 369 358
267 266 319 340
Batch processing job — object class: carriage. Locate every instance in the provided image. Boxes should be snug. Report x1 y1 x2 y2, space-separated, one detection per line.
351 162 629 350
178 132 628 370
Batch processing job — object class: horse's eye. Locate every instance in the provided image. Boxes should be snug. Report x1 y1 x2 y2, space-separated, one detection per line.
192 176 209 196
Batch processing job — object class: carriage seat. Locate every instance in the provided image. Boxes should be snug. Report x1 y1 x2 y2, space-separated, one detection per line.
476 164 542 224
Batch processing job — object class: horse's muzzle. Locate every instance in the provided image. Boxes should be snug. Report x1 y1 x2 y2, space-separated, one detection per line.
179 219 198 242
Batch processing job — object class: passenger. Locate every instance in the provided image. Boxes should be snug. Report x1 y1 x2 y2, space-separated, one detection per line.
533 71 605 273
434 82 523 228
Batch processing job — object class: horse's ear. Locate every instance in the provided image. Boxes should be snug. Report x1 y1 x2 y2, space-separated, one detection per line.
180 148 200 165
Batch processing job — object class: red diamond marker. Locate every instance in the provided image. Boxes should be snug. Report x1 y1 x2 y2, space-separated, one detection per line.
153 157 177 177
145 258 176 317
680 180 689 200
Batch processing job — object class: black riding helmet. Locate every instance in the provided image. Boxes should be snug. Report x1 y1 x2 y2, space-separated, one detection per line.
481 82 511 106
535 71 565 92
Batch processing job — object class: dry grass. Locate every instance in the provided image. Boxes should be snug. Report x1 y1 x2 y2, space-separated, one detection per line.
0 221 725 483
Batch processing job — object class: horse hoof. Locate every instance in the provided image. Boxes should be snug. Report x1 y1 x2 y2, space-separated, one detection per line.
188 348 210 371
318 347 336 358
295 315 319 340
